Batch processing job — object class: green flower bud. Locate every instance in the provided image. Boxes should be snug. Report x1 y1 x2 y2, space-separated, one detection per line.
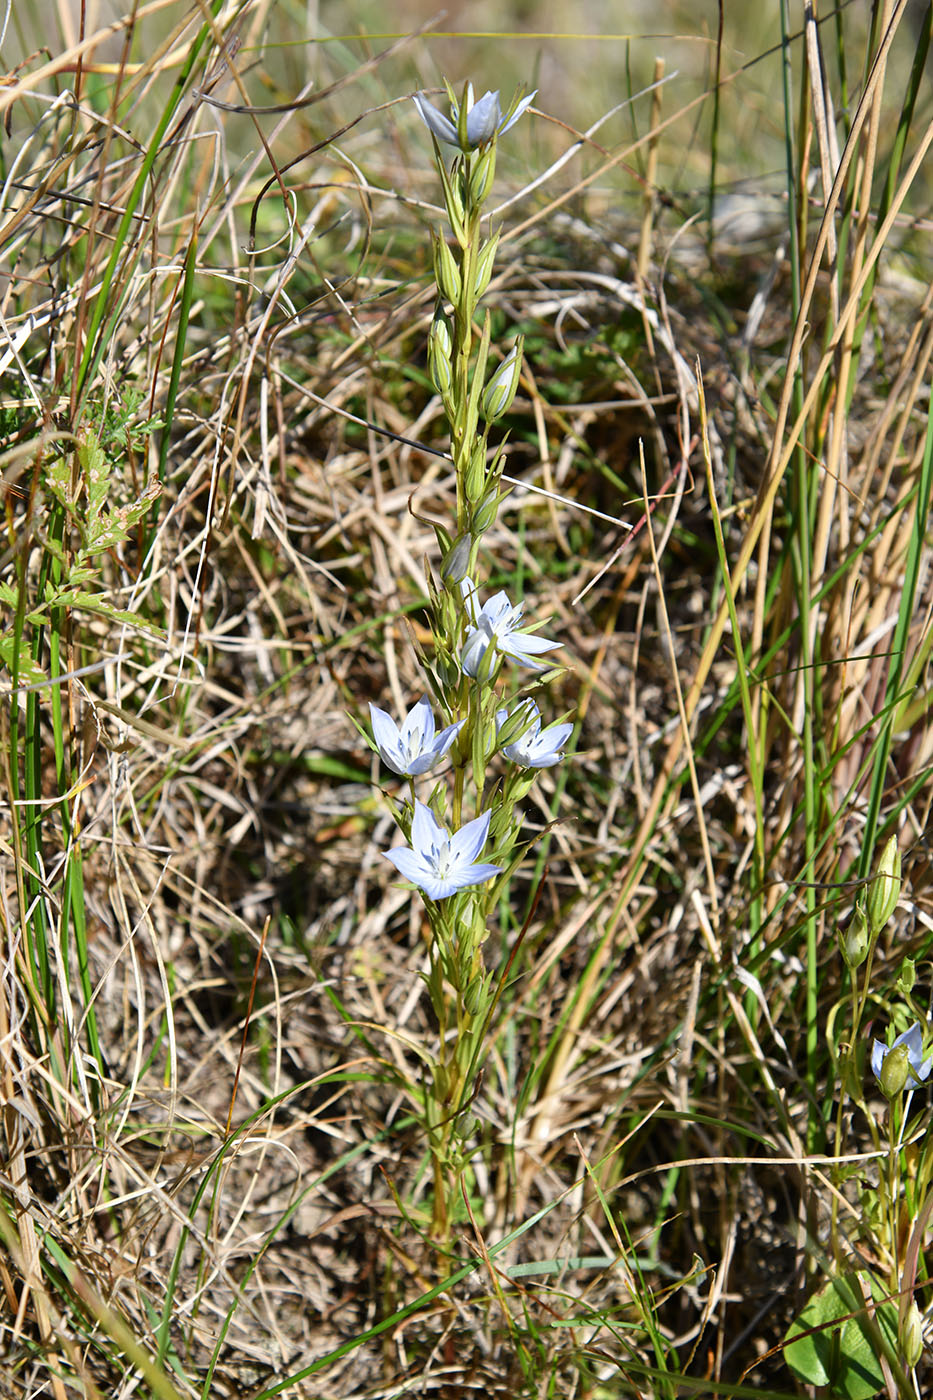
868 834 901 935
472 232 500 300
879 1042 912 1098
428 314 453 396
464 440 487 503
840 902 870 969
897 956 916 995
442 533 473 584
432 232 462 304
471 487 500 535
439 588 459 639
902 1299 924 1367
481 340 523 421
469 145 497 206
436 654 461 689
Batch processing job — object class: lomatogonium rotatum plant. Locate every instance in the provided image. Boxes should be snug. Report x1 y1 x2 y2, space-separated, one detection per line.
363 81 573 1242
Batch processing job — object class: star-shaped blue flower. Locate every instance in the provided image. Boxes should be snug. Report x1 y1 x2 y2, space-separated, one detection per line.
384 801 501 901
496 700 573 768
461 586 559 678
369 696 463 777
413 84 536 152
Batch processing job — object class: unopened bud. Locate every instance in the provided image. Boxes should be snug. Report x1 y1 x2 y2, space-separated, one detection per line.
469 145 497 205
868 835 902 936
432 233 462 304
473 232 500 300
463 441 487 503
879 1043 911 1099
481 341 523 421
840 902 870 969
463 976 487 1016
897 957 916 996
428 314 453 397
471 487 500 535
441 533 472 584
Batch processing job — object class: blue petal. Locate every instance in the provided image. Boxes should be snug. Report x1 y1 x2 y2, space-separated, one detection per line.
403 696 434 749
369 702 406 774
465 90 501 145
505 631 559 657
448 809 492 866
384 845 433 886
498 90 537 137
411 800 445 856
413 93 458 146
461 626 491 677
870 1039 886 1080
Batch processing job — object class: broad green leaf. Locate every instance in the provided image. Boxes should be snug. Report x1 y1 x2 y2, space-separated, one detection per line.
785 1272 899 1399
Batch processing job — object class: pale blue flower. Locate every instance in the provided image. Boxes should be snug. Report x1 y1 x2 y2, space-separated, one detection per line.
369 697 463 776
871 1022 933 1090
413 84 536 152
384 801 501 900
461 588 559 677
496 700 573 768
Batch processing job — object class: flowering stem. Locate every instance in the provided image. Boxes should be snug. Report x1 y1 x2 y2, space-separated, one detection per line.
372 81 553 1250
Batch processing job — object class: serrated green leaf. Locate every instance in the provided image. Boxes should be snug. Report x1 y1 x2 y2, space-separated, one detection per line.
45 453 73 508
69 594 165 636
0 634 47 688
79 434 110 519
82 478 162 553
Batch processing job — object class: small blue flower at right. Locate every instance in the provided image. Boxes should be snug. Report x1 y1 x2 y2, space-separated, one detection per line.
496 700 573 768
461 586 559 678
871 1022 933 1096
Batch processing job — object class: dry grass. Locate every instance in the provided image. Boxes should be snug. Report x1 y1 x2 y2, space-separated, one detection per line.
2 2 933 1397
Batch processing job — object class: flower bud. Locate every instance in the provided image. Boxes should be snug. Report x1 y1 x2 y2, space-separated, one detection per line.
868 835 901 935
471 487 500 535
441 533 472 584
840 902 870 969
472 232 500 300
432 232 462 304
901 1299 924 1368
897 956 916 995
436 653 461 689
469 145 497 206
464 441 487 503
481 340 523 421
428 314 453 396
879 1042 912 1098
